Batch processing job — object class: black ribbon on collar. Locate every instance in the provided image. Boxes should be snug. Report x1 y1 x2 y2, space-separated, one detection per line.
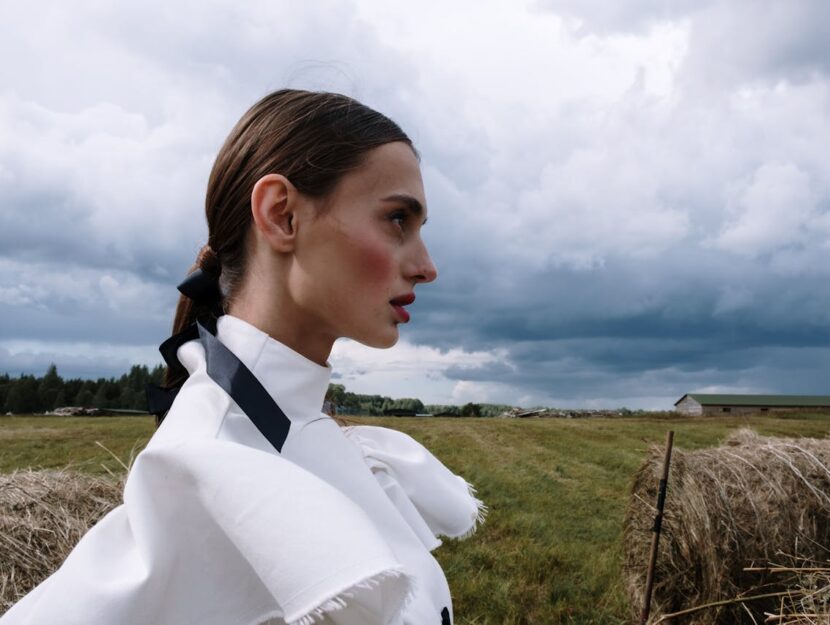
196 320 292 452
146 318 292 453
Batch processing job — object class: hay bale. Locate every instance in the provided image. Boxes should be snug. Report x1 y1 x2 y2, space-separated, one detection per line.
624 429 830 624
0 469 123 612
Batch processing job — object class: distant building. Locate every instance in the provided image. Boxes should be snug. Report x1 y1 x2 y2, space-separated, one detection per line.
675 394 830 416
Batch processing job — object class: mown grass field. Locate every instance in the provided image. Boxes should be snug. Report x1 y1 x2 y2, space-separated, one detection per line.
2 413 829 624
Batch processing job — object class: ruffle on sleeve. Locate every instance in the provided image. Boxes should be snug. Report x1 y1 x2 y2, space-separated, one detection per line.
343 426 487 549
1 439 413 625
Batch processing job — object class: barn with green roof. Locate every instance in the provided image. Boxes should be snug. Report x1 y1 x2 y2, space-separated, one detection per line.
674 394 830 416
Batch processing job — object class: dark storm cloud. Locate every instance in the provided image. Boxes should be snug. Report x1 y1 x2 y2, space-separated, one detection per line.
441 337 830 405
411 245 830 344
405 228 830 405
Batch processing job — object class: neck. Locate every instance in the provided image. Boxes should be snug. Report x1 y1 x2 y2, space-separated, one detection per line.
227 295 335 368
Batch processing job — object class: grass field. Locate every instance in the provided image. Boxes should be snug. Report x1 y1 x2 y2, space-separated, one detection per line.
2 413 829 624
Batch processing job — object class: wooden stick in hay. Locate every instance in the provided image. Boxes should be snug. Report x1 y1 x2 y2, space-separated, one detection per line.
640 430 674 625
624 428 830 625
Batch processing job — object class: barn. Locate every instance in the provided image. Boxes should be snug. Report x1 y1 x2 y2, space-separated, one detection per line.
674 394 830 416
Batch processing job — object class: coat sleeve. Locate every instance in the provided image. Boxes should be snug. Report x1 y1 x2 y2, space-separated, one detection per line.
343 426 487 548
1 439 413 625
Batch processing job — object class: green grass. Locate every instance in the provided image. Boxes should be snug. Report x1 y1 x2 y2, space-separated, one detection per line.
0 416 153 475
2 413 829 624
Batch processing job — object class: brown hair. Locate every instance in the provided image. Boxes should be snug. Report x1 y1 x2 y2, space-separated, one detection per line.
165 89 413 389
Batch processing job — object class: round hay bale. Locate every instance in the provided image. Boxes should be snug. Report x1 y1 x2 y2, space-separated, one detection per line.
0 469 123 612
623 429 830 624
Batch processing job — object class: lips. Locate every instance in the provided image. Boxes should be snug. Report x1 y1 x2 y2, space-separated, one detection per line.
390 293 415 306
390 292 415 323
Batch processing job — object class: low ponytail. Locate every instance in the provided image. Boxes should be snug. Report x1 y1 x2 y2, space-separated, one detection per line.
163 244 223 388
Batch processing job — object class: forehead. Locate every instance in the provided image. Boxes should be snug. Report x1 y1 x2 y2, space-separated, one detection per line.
325 142 426 212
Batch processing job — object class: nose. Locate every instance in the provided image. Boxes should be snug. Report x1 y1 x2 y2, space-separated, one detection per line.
409 240 438 285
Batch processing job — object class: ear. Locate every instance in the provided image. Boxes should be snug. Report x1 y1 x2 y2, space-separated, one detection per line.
250 174 299 253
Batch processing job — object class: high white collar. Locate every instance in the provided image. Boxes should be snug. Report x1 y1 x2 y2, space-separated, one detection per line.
178 314 334 423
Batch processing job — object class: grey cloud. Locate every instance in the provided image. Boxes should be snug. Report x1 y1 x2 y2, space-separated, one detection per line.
0 259 176 345
536 0 830 84
0 345 160 380
534 0 702 34
681 1 830 88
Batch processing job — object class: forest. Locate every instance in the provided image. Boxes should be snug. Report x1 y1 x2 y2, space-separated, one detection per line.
0 366 513 417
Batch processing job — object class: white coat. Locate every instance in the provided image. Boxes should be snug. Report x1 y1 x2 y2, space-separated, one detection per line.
0 314 486 625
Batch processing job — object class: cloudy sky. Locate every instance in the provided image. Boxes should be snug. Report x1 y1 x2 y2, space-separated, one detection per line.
2 0 829 409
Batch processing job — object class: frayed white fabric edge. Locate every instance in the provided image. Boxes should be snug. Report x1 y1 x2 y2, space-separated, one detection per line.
256 566 416 625
341 426 488 541
459 478 489 539
439 479 488 541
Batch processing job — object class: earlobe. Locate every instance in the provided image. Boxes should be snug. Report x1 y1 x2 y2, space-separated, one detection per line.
250 174 297 252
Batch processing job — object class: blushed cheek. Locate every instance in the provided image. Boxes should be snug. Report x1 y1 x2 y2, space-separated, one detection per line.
353 236 395 290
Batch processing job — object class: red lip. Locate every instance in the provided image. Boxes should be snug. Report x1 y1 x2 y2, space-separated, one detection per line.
390 293 415 305
390 303 410 323
389 292 414 323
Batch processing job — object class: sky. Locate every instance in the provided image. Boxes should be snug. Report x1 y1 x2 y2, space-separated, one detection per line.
1 0 829 410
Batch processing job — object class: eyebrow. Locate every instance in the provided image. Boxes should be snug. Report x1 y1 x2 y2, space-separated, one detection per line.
381 194 428 225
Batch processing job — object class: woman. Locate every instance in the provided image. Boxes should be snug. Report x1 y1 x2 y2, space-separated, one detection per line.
1 90 486 625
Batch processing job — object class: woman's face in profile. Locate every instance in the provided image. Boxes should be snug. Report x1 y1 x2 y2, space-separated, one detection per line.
295 141 438 348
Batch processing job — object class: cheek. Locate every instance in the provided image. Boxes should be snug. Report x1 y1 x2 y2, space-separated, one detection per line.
351 236 396 290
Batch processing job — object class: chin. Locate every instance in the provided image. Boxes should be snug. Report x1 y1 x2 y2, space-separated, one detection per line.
353 327 399 349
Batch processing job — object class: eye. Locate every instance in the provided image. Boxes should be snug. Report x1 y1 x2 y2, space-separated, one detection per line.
389 210 408 231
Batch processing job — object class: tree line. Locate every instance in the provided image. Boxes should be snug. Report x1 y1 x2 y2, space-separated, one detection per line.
326 383 512 417
1 364 165 414
1 366 514 417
